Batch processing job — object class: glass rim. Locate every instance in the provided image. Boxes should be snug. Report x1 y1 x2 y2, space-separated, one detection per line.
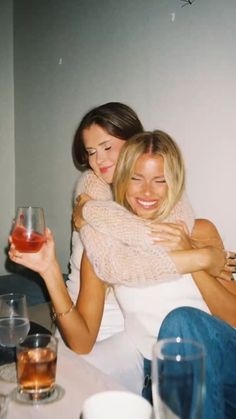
21 333 57 338
17 333 58 347
16 206 44 210
153 337 205 361
0 293 27 301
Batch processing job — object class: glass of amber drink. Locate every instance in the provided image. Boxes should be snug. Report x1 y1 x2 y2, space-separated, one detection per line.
16 334 58 402
12 207 46 253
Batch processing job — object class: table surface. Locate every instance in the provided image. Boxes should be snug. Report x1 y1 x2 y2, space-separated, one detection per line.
0 338 126 419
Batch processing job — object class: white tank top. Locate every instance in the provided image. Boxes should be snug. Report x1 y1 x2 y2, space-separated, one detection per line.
114 274 210 360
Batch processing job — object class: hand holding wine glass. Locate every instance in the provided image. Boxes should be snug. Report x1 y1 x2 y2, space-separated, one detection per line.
11 207 46 253
9 206 55 276
9 227 57 278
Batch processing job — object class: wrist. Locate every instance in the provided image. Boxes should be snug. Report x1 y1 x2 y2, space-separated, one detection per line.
39 259 61 282
197 247 212 270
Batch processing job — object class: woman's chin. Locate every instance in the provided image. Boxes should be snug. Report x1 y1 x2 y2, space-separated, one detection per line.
134 208 156 220
101 174 113 184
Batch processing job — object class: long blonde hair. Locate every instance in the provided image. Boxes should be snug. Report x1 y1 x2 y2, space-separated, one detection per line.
113 130 185 221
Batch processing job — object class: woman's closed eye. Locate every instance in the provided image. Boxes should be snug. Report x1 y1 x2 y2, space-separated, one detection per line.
87 151 95 157
87 144 111 156
130 176 166 183
155 178 166 184
131 176 142 181
86 148 96 156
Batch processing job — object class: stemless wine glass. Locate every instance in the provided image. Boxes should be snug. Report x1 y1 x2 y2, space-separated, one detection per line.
11 207 46 253
0 293 30 348
152 338 205 419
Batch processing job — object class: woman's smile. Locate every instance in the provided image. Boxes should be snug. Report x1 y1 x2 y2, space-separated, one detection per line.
99 164 115 174
135 198 160 210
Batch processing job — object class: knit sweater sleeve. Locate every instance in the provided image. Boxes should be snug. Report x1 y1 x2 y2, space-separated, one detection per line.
82 192 195 250
80 223 178 286
83 193 194 251
80 194 179 286
73 170 112 202
83 200 154 250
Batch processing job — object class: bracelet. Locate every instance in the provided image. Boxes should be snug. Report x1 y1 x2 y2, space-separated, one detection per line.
52 301 75 322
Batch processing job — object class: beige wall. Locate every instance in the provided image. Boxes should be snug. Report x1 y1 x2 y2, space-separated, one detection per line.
0 0 14 274
1 0 236 274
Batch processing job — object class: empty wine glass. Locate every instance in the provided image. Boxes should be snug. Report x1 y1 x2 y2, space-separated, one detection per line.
11 207 46 253
152 338 205 419
0 293 30 348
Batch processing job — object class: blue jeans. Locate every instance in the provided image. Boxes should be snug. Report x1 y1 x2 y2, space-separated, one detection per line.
142 307 236 419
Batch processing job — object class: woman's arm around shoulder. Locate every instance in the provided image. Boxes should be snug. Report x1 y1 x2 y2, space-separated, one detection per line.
72 171 112 231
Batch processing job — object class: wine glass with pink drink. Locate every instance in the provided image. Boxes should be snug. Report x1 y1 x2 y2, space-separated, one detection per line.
12 207 46 253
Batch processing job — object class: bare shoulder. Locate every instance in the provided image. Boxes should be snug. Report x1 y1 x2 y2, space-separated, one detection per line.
193 218 218 233
192 218 223 247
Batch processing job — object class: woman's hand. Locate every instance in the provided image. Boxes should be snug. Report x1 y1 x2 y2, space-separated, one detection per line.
214 250 236 281
8 228 57 277
148 221 192 251
192 245 236 280
72 193 91 231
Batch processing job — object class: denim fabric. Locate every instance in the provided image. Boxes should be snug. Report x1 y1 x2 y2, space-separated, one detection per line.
142 307 236 419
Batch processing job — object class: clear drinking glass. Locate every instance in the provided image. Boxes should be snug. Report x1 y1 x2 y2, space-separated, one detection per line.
0 293 30 348
16 333 58 403
11 207 46 253
152 338 205 419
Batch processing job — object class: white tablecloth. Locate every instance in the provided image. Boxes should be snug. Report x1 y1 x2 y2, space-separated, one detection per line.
1 339 126 419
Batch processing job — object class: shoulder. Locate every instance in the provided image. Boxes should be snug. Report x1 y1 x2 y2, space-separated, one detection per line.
193 218 218 233
192 218 223 246
74 170 112 201
74 170 96 191
73 170 94 201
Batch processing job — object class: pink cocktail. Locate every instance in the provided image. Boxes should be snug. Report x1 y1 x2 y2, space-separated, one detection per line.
12 207 46 253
